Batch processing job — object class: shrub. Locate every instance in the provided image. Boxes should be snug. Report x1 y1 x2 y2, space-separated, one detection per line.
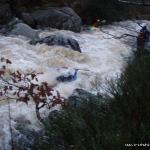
109 54 150 143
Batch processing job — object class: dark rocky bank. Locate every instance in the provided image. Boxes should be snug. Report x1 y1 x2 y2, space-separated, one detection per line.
0 0 82 32
1 0 150 31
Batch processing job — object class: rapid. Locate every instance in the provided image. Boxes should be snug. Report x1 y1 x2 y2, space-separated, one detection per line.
0 20 144 149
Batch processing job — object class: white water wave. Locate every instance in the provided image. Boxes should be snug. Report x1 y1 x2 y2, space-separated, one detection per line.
0 20 143 149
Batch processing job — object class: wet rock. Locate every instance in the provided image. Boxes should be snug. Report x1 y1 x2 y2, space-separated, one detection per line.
10 23 40 39
13 115 43 150
0 25 11 34
31 7 82 32
0 18 22 35
48 110 62 119
14 115 31 126
30 34 81 52
13 128 44 150
66 88 96 107
20 12 36 27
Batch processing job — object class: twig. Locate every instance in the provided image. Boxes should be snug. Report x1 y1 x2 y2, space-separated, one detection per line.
100 28 137 39
119 25 139 33
1 77 24 89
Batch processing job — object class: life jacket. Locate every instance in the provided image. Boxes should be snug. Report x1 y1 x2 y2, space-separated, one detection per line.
139 31 145 40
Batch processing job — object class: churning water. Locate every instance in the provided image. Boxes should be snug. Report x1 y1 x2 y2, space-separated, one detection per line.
0 20 144 149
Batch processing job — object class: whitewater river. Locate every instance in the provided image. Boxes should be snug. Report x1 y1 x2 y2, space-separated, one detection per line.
0 20 145 149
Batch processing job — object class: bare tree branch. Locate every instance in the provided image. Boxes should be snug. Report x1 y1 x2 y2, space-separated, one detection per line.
100 28 137 39
0 58 64 124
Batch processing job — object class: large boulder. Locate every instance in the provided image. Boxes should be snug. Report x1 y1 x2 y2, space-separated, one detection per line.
10 23 40 39
30 34 81 52
0 3 12 24
30 7 82 32
66 89 97 107
20 12 36 27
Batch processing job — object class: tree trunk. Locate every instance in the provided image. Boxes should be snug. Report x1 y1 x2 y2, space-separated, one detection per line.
35 104 44 123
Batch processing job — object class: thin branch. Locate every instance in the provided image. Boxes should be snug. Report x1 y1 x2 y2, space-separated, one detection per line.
100 28 137 39
119 26 139 33
35 103 44 123
1 77 25 89
0 59 63 124
37 103 46 110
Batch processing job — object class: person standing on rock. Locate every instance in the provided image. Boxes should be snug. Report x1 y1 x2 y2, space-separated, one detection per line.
137 24 150 54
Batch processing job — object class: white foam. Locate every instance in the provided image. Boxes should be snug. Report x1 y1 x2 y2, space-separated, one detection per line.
0 20 145 149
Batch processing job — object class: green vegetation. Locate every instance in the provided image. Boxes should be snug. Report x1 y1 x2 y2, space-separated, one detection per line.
31 52 150 150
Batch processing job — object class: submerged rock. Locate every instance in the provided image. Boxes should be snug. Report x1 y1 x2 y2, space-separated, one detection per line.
30 34 81 52
10 23 40 39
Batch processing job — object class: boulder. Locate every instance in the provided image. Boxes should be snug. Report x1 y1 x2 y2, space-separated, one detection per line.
0 18 22 35
30 34 81 52
14 127 44 150
10 23 40 39
21 12 36 27
66 89 97 107
0 3 12 25
31 7 82 32
13 114 44 150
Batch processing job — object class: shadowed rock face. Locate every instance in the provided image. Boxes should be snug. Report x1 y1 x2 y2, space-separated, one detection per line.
0 3 12 25
30 7 82 32
13 115 44 150
30 34 81 52
66 88 97 107
0 0 82 32
21 13 36 28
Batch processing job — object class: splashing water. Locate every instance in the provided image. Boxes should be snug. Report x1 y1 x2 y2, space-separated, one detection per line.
0 20 143 149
